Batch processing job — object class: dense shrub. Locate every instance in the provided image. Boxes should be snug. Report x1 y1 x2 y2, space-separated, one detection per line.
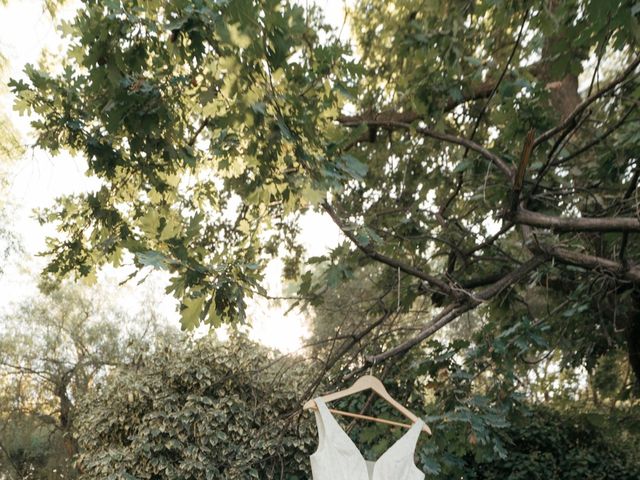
471 406 640 480
74 333 316 479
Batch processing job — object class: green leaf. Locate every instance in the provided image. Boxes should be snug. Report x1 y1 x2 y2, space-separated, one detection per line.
453 158 472 173
339 153 368 180
135 250 170 270
180 295 206 330
276 116 294 141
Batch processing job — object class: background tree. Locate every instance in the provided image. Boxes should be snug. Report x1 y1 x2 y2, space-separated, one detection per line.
0 281 175 479
0 4 25 274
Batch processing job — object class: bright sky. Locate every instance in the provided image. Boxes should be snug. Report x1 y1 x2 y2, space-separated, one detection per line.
0 0 349 352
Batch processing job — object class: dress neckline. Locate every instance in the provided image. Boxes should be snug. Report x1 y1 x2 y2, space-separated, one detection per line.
314 397 424 473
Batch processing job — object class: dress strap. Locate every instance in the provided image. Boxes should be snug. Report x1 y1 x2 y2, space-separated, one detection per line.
314 398 336 425
315 397 353 440
312 397 328 450
403 418 425 456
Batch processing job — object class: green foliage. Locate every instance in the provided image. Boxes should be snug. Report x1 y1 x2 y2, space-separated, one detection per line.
302 263 640 477
6 0 640 475
73 331 640 479
472 406 640 480
322 344 640 479
9 0 640 395
10 0 358 327
74 333 317 479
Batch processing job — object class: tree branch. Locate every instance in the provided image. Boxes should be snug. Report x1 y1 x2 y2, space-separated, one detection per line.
552 104 637 167
534 244 640 283
299 309 392 404
465 7 530 153
439 8 528 245
463 222 515 257
338 118 514 179
367 255 548 363
534 55 640 148
512 208 640 233
619 166 639 265
321 201 456 297
511 129 535 213
188 117 210 146
365 303 473 363
416 124 514 179
337 60 546 130
476 255 548 299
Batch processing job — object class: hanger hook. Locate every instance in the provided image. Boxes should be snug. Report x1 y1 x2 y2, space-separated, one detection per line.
397 266 401 312
369 356 377 376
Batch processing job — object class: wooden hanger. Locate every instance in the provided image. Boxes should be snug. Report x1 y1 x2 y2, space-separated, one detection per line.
303 374 432 434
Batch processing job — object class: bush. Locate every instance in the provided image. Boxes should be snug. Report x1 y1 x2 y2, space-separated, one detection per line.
472 406 640 480
74 333 316 479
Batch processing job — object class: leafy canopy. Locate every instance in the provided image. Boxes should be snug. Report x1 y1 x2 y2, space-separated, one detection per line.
11 0 360 328
10 0 640 386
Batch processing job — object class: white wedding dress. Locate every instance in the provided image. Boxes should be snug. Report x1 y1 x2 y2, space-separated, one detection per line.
310 397 425 480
